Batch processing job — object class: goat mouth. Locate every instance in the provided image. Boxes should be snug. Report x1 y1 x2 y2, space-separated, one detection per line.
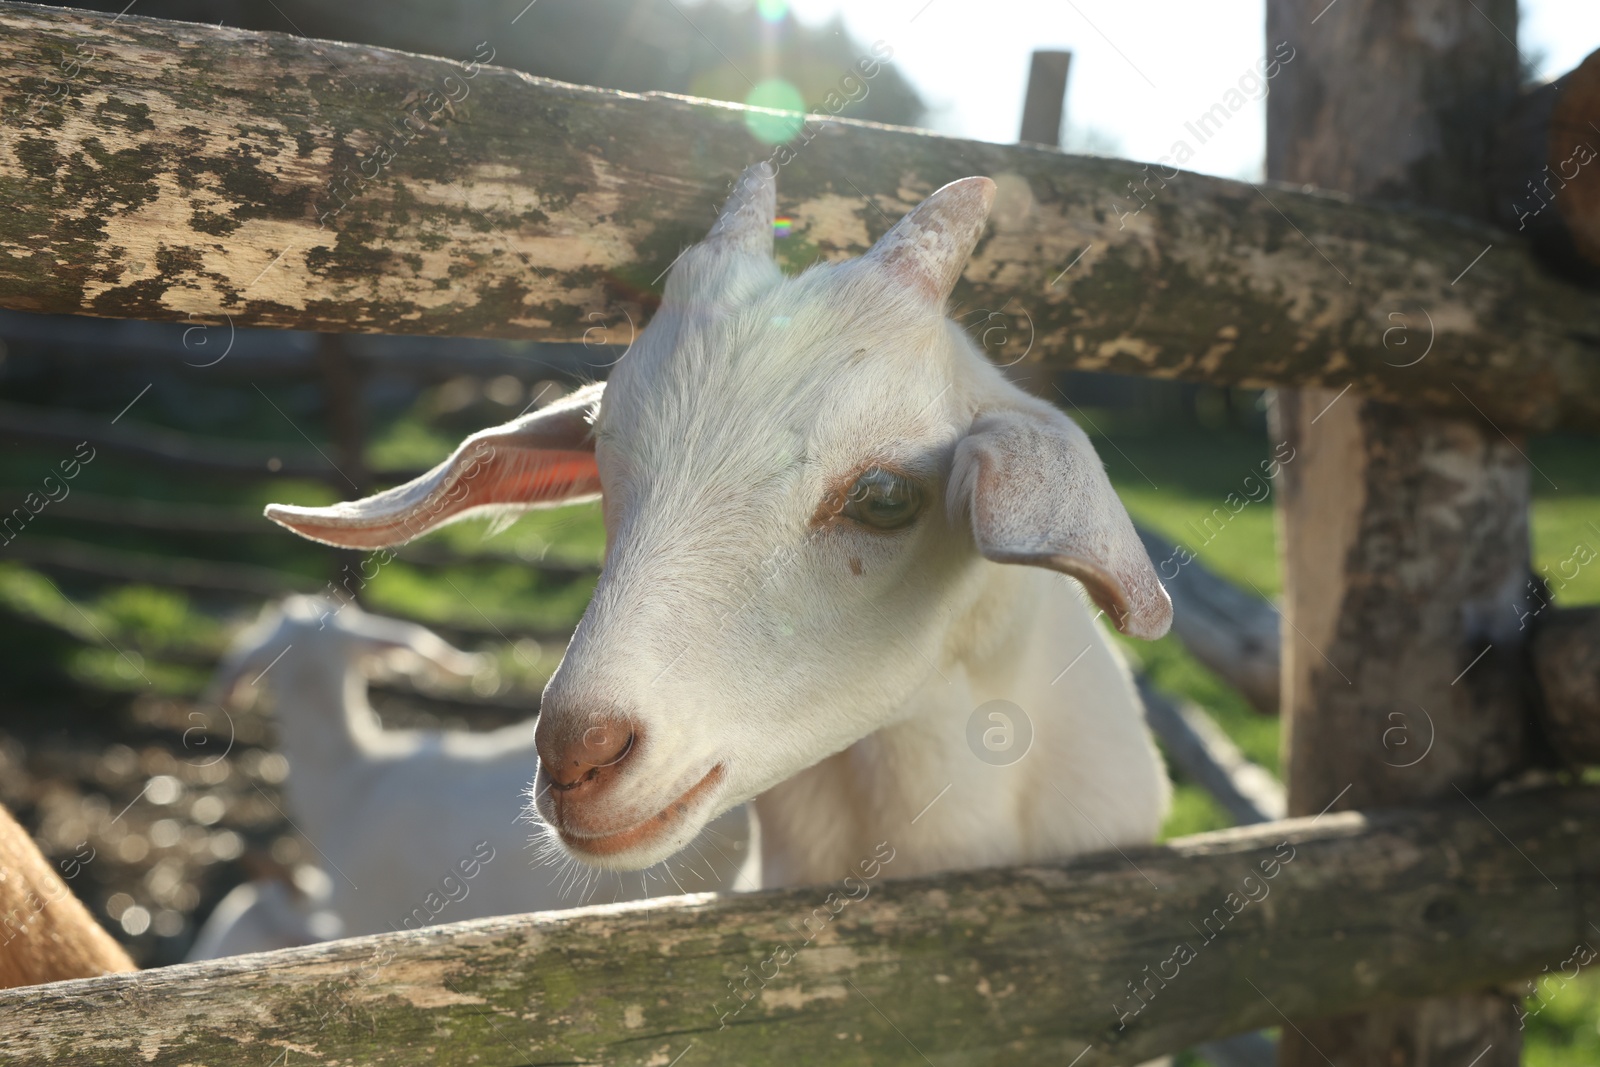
554 764 725 859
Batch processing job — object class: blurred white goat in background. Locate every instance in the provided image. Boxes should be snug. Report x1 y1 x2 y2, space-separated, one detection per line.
187 595 756 960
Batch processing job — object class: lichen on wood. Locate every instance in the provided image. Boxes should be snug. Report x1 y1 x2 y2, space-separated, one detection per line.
1 2 1599 431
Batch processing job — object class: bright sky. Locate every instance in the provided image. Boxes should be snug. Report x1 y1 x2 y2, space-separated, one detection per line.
765 0 1600 181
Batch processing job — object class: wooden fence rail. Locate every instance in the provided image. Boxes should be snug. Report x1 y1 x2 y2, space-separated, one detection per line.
1 788 1594 1066
2 3 1599 431
0 310 619 382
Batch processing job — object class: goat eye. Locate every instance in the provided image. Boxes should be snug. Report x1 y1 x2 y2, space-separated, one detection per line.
841 467 922 531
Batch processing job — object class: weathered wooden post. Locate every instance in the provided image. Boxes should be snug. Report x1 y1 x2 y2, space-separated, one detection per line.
1267 1 1533 1064
315 334 370 494
1019 50 1071 147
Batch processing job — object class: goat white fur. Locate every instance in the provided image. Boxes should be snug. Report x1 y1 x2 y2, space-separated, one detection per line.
188 596 756 958
186 864 341 962
264 168 1172 890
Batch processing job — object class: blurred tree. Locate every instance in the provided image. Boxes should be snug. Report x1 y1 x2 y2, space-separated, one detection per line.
47 0 925 127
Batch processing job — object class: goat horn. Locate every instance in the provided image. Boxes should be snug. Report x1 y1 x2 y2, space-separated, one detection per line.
862 176 996 305
705 161 777 257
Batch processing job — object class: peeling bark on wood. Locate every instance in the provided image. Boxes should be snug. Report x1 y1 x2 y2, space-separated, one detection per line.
0 789 1596 1067
1 3 1599 431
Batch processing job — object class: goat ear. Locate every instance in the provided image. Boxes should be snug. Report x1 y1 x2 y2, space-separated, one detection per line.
705 161 777 258
351 615 485 680
862 176 995 304
379 645 484 682
204 604 285 708
949 405 1172 640
265 383 604 549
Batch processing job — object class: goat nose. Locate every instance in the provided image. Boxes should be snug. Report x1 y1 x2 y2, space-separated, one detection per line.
538 719 638 793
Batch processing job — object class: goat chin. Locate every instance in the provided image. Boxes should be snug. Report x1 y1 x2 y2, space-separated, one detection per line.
531 765 731 872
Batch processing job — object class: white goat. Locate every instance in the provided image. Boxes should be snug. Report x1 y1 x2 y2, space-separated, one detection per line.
186 863 341 961
188 596 756 959
264 166 1171 890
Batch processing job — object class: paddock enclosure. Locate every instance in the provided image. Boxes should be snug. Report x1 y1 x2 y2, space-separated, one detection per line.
1 0 1599 1064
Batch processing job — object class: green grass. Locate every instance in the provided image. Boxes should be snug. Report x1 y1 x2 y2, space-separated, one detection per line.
1525 967 1600 1067
1089 415 1600 607
363 557 598 634
1529 433 1600 607
416 500 608 566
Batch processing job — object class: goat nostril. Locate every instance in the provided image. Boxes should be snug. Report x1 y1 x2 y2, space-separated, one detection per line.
581 725 634 769
544 723 636 792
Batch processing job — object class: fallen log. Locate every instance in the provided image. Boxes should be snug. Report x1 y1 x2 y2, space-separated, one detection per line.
1136 525 1281 714
0 787 1593 1066
1 4 1599 431
1138 677 1285 824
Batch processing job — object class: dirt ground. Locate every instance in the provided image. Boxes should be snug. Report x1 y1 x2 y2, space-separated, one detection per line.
0 679 525 968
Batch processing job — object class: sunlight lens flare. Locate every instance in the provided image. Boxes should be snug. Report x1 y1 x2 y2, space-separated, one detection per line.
743 78 805 144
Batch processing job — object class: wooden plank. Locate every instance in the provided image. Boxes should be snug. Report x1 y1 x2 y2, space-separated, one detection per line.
0 309 618 381
1137 526 1281 714
1268 2 1533 1063
0 788 1594 1066
1 5 1599 432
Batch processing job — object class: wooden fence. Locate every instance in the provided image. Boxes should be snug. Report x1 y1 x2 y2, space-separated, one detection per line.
3 791 1598 1066
1 2 1598 1065
1 3 1597 432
